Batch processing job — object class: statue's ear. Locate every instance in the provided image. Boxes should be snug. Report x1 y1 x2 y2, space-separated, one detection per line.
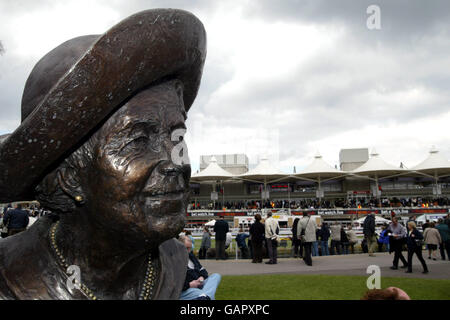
56 167 85 205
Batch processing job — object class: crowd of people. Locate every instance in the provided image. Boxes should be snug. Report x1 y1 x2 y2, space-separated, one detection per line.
3 201 449 300
189 196 450 210
188 213 450 272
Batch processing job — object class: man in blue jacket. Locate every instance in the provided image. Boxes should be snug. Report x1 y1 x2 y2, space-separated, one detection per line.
3 203 29 236
179 235 221 300
235 228 250 259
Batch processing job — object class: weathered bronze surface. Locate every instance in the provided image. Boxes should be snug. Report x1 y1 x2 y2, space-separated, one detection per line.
0 9 206 299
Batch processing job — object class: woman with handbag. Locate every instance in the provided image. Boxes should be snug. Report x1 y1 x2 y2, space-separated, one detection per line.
297 213 317 266
405 221 429 274
423 222 442 261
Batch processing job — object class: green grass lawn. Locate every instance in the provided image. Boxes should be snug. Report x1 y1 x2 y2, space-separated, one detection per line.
215 274 450 300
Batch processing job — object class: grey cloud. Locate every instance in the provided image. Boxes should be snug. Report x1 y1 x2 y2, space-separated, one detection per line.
244 0 450 42
188 20 450 162
1 0 449 167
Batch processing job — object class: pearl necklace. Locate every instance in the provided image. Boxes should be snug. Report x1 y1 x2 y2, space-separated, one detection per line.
49 221 157 300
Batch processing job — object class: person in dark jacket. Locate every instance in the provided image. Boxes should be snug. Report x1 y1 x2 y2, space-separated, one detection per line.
3 203 29 236
291 218 301 258
405 221 428 274
249 214 265 263
312 228 320 256
436 218 450 261
199 226 211 259
363 213 377 256
213 216 229 260
319 223 330 256
179 235 221 300
422 220 430 232
340 226 350 255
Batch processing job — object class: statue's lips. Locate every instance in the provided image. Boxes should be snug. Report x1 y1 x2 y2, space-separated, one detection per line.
143 190 188 217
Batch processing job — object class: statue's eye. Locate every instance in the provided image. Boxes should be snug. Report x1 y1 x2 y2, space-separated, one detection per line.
119 136 148 156
132 136 149 145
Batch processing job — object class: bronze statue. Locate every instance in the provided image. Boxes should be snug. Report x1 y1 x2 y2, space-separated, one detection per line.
0 9 206 299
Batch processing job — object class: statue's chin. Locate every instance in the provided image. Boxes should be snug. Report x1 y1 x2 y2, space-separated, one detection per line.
137 206 186 245
102 196 187 249
151 212 186 236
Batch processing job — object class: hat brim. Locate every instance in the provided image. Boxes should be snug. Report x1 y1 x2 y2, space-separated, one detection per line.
0 9 206 202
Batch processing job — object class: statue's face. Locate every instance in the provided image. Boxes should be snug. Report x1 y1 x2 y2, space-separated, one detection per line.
83 81 190 246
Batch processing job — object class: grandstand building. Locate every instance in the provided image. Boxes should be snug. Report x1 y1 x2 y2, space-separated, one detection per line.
187 148 450 226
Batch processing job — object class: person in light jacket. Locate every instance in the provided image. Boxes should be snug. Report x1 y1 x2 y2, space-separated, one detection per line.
264 212 279 265
297 213 317 266
387 217 408 270
423 222 442 261
346 225 358 254
330 222 341 255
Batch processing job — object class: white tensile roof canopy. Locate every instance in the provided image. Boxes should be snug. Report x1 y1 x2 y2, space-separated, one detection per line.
237 156 287 183
296 152 347 180
412 146 450 177
190 156 234 182
352 149 405 178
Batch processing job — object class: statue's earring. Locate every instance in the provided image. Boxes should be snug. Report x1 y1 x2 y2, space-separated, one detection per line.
74 195 84 203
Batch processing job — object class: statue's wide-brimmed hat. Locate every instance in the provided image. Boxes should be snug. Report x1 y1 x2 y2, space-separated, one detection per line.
0 9 206 202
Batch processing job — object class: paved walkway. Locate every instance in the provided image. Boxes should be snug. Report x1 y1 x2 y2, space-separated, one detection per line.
202 252 450 280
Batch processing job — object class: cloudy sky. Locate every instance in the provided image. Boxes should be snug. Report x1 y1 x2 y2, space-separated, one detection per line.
1 0 449 173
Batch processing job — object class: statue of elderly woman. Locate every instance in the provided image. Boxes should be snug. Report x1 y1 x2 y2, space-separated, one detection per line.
0 9 206 299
